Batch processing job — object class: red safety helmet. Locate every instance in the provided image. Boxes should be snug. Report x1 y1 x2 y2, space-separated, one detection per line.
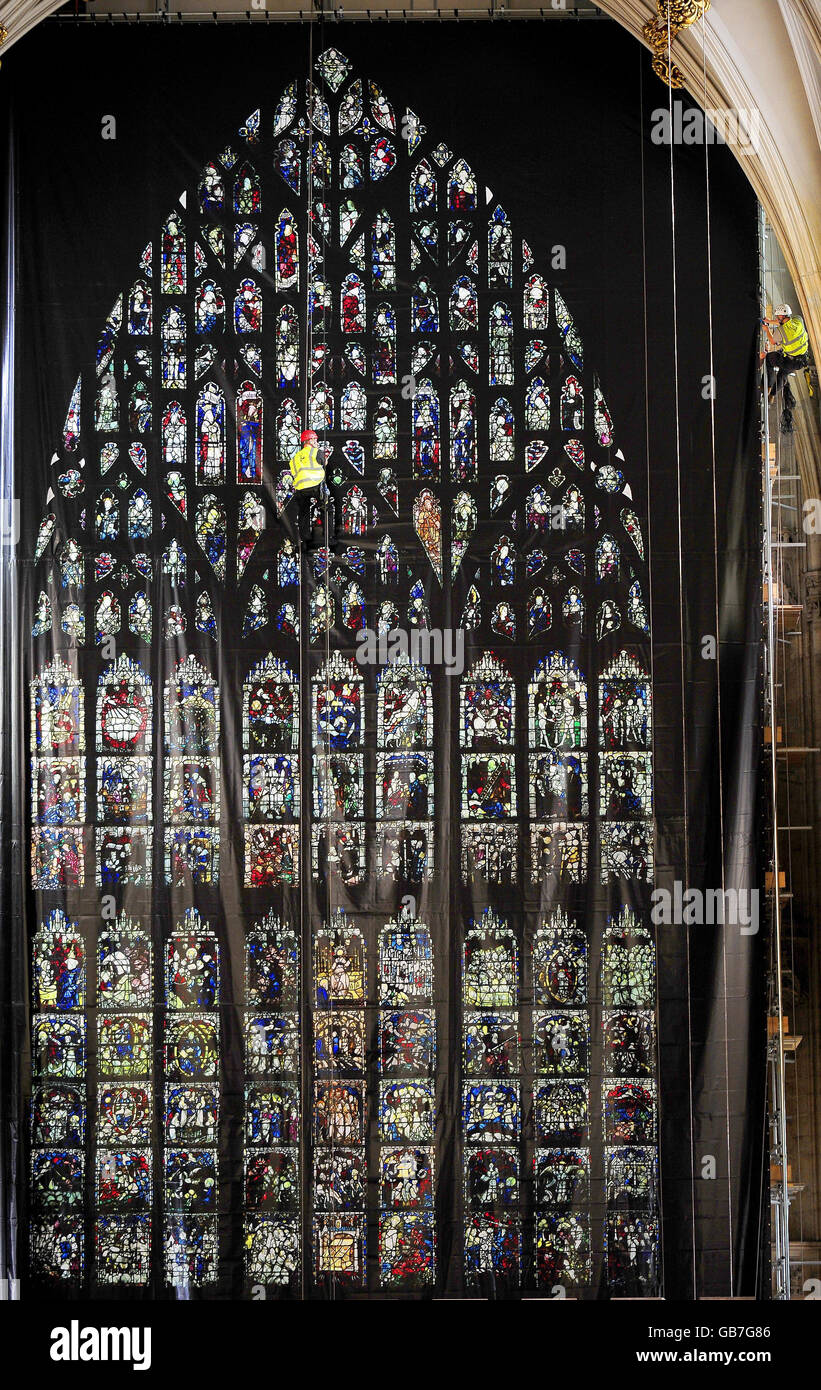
300 429 318 445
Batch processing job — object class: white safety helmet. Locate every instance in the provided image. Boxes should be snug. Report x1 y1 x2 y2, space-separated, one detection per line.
775 303 792 318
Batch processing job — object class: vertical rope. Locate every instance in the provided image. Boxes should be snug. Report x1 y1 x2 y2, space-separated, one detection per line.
638 50 665 1300
760 207 791 1298
775 402 803 1287
665 5 697 1298
296 14 315 1304
700 13 734 1293
300 10 339 1299
774 388 801 1292
316 6 338 1302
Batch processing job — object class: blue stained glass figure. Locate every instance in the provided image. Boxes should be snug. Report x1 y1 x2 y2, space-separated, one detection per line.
411 381 439 481
450 382 476 482
196 383 225 484
128 383 151 434
340 144 364 189
411 160 436 213
96 298 121 376
128 280 151 336
412 280 438 334
235 279 262 335
195 280 225 335
127 490 151 540
199 161 224 213
275 138 302 194
237 382 263 484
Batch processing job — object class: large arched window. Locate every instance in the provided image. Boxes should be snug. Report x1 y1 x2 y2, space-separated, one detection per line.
28 46 656 1294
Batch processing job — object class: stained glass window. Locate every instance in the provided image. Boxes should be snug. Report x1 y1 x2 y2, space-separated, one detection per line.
195 382 225 484
242 654 299 887
379 908 435 1289
30 48 656 1295
376 657 433 881
243 911 300 1285
463 908 521 1284
599 651 653 884
164 909 220 1286
30 910 87 1279
312 652 364 884
412 380 439 481
95 915 152 1283
161 212 186 296
460 653 516 884
31 657 85 889
30 907 87 1279
532 909 591 1288
161 306 186 389
313 911 365 1284
236 381 263 485
164 656 219 886
95 656 152 887
528 653 588 885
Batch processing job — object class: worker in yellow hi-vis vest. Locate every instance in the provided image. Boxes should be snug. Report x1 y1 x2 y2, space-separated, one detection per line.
289 428 330 550
761 303 809 401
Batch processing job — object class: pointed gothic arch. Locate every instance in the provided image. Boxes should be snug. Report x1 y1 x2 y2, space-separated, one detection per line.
27 45 656 1295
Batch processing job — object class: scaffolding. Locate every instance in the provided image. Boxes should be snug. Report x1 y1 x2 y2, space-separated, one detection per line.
760 206 817 1300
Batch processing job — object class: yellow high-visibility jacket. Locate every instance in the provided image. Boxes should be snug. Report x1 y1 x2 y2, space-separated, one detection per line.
289 443 325 490
780 315 809 358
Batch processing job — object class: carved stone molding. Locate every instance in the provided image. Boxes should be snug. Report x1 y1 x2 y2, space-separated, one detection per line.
804 571 821 624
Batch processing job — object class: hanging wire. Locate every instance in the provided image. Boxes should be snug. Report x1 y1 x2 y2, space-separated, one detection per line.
637 48 666 1301
776 402 801 1296
766 223 808 1298
777 409 804 1293
760 208 792 1298
664 3 698 1298
298 8 340 1299
315 4 339 1302
297 13 315 1304
699 11 734 1294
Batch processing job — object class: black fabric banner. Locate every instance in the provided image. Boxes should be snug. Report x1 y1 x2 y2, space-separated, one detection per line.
2 19 765 1299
